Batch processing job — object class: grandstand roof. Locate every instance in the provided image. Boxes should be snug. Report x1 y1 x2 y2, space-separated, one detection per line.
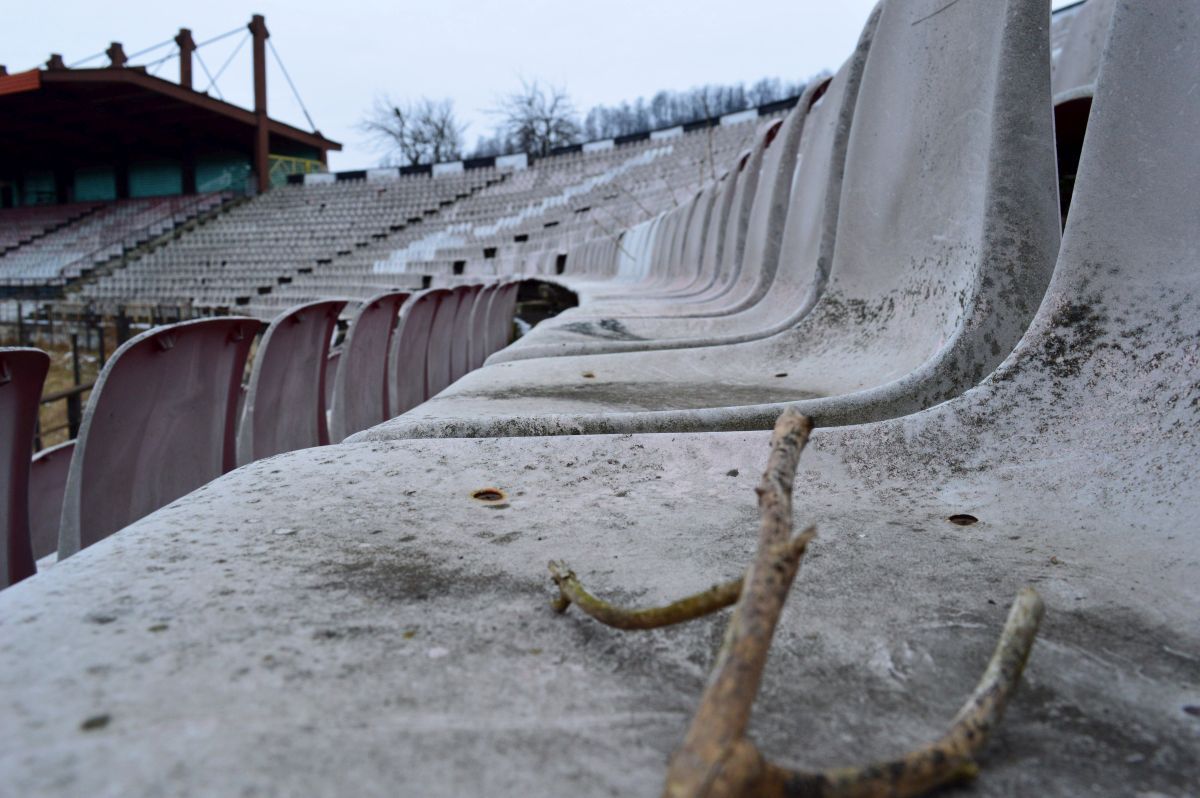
0 66 340 173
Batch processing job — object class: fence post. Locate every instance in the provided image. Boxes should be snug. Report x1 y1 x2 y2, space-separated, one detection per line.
67 333 82 439
97 320 106 368
116 307 131 345
16 301 24 345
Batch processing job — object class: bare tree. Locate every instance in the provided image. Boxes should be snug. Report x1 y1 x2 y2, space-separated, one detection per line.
494 80 581 157
360 96 465 166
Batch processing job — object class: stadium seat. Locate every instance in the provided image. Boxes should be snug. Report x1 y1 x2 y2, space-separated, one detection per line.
484 280 520 358
363 0 1061 440
468 283 500 371
328 291 410 442
0 347 49 589
28 439 73 562
494 76 836 361
58 317 259 558
423 286 461 398
449 283 483 383
388 288 449 416
1051 0 1117 98
236 300 345 465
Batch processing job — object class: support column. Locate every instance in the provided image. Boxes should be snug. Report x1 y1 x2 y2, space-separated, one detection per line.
249 14 270 194
175 28 196 89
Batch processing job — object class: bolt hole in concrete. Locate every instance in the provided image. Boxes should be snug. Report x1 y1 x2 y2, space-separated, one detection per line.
471 488 508 503
948 514 979 526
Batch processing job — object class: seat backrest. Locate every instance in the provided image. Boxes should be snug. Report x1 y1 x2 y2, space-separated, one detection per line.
487 281 520 356
237 300 344 465
811 0 1060 411
662 195 698 275
692 170 738 289
469 283 499 370
324 348 340 409
745 44 874 327
28 439 73 564
389 289 446 416
425 288 461 398
707 138 768 295
449 284 481 383
1051 0 1117 99
59 317 259 558
329 291 410 442
957 0 1199 481
0 347 49 589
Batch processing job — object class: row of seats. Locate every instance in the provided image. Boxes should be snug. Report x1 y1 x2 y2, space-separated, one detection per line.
70 172 497 312
0 202 100 254
0 194 228 282
2 2 1197 795
0 280 518 586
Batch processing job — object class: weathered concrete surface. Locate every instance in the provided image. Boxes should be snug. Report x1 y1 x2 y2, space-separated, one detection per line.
1 4 1195 796
1 414 1196 797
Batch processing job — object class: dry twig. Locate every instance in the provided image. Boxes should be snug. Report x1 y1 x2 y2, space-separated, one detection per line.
548 408 1044 798
549 561 743 630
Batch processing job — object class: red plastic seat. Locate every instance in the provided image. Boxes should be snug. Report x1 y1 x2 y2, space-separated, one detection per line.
329 291 409 442
59 318 259 558
1 347 49 588
237 300 345 465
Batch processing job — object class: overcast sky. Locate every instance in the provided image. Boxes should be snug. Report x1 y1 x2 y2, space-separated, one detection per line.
4 0 1080 170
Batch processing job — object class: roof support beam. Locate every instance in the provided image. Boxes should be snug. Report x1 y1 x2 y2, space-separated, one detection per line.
249 14 270 194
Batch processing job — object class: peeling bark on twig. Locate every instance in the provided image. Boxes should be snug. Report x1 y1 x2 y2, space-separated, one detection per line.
547 407 1044 798
548 561 742 630
774 586 1044 798
663 407 816 798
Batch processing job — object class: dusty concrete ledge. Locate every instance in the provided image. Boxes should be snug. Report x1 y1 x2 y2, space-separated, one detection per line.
1 429 1195 797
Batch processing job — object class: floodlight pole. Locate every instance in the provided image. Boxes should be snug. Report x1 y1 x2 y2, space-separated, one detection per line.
249 14 270 194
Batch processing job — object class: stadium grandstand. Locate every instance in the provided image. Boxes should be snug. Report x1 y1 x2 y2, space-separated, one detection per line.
1 0 1198 795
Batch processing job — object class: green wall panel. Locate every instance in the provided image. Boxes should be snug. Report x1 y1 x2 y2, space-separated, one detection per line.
75 166 117 201
22 171 56 206
129 161 183 198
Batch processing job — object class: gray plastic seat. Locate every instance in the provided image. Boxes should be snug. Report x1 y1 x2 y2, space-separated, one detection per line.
495 75 841 363
1051 0 1117 99
58 317 259 557
365 0 1061 440
237 300 345 465
6 8 1194 794
28 439 73 563
329 291 410 442
0 348 49 589
573 113 792 318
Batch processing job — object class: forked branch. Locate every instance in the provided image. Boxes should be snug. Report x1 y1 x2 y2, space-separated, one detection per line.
547 407 1044 798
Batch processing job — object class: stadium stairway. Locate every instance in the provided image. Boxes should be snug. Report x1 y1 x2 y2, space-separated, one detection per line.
0 2 1196 796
